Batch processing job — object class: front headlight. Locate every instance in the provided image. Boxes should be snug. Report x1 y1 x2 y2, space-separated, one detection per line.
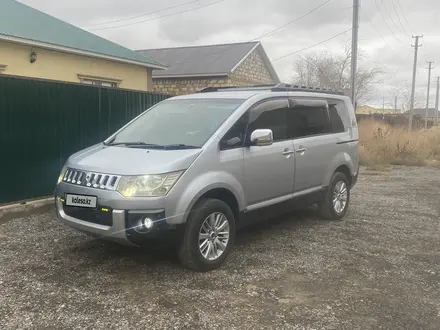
117 171 184 197
57 165 68 185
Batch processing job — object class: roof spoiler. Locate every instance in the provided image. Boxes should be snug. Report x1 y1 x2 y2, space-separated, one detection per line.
197 83 345 96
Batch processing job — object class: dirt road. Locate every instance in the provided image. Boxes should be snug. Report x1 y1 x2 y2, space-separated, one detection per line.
1 166 439 329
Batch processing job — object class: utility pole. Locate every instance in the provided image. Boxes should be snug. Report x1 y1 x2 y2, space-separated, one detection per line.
409 35 423 131
350 0 360 110
383 96 385 111
394 95 398 112
425 61 434 129
435 77 440 126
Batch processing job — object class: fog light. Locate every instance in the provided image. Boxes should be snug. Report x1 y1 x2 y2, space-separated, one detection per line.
143 217 153 229
134 216 154 233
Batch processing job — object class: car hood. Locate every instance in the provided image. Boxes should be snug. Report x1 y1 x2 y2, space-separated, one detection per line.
66 143 202 175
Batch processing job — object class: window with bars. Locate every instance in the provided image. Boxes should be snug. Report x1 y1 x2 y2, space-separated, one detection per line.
78 74 121 88
81 79 118 88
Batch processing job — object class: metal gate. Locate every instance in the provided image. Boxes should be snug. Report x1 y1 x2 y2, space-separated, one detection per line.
0 76 169 204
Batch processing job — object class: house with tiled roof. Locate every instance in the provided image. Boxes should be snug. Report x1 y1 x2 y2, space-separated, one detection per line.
137 41 279 95
0 0 166 91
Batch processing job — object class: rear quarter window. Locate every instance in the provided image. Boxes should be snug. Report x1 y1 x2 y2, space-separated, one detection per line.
327 99 352 132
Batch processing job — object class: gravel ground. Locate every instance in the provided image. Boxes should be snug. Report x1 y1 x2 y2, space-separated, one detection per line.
1 166 440 330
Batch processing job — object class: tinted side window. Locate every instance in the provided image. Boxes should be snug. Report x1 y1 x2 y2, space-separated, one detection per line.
328 104 345 133
327 99 349 132
220 112 249 150
247 99 290 142
288 105 331 138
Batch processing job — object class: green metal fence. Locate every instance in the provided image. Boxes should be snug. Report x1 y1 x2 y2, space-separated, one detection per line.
0 75 170 204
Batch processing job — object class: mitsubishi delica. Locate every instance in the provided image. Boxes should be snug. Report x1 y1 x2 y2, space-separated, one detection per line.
54 83 359 272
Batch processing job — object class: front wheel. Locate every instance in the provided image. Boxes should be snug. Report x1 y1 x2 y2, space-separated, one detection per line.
318 172 350 220
178 198 236 272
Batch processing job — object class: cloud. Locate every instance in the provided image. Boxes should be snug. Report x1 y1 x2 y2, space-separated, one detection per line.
17 0 440 106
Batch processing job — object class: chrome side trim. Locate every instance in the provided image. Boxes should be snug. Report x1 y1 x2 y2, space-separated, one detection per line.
245 194 293 213
292 186 324 198
244 186 323 212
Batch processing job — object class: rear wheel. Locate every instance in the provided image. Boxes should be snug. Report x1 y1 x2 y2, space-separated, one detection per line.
318 172 350 220
178 198 235 272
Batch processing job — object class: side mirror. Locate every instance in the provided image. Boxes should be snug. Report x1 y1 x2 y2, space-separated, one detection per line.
250 129 273 146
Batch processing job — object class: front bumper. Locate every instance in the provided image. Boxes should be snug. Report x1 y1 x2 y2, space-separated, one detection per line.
54 183 183 247
56 197 132 245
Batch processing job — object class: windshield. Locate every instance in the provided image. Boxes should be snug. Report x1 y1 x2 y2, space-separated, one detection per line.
109 98 245 148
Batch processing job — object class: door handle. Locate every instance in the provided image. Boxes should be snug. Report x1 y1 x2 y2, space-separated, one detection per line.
296 146 307 153
282 149 294 156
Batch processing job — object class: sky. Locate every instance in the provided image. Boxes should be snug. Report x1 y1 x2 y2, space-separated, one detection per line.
18 0 440 107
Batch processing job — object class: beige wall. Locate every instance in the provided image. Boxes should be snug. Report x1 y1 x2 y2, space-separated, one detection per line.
0 40 152 91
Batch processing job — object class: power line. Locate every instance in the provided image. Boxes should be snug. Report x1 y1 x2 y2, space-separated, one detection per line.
341 5 354 12
161 0 335 67
374 0 404 44
380 0 404 37
397 0 413 31
362 9 396 52
89 0 227 31
383 49 414 82
271 28 352 62
253 0 332 40
391 0 410 38
82 0 201 28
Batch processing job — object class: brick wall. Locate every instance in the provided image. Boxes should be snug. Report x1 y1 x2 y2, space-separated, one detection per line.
152 77 231 95
230 48 275 85
151 47 276 95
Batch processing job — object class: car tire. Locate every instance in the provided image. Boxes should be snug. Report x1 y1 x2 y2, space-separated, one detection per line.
178 198 236 272
318 172 350 220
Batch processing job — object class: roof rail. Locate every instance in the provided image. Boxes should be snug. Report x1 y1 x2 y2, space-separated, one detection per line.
271 83 345 95
197 83 345 95
197 84 277 93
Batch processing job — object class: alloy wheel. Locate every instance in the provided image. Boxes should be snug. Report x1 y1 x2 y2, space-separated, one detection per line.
198 212 230 261
333 181 348 213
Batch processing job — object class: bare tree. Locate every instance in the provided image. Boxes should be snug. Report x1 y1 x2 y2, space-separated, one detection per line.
292 45 382 104
389 82 423 113
401 83 423 112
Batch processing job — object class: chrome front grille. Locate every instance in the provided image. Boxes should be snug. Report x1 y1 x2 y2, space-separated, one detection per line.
62 168 121 191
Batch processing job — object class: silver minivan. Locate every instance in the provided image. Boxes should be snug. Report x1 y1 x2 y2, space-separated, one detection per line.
54 84 359 272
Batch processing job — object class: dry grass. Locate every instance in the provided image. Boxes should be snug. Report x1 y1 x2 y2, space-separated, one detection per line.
358 119 440 168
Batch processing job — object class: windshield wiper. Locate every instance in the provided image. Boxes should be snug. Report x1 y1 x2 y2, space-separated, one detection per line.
105 142 200 150
105 141 165 149
163 144 200 150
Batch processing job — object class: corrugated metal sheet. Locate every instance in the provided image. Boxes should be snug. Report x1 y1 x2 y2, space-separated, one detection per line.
0 75 169 204
0 0 165 67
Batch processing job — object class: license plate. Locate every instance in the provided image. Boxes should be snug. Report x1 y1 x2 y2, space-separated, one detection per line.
65 194 97 208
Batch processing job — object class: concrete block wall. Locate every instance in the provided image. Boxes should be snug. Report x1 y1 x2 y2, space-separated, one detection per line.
151 47 276 95
230 48 274 84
